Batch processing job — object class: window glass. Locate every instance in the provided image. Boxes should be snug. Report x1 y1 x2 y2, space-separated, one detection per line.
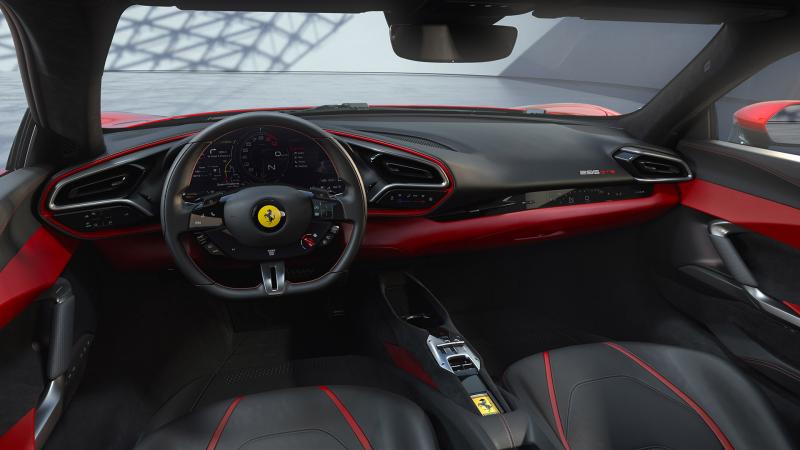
101 7 720 121
0 13 25 168
715 52 800 155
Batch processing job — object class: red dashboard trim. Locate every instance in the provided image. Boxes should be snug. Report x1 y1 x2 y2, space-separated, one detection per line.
89 185 678 268
679 179 800 250
42 128 456 239
39 132 197 239
0 227 77 328
41 125 676 249
326 130 455 217
358 183 679 258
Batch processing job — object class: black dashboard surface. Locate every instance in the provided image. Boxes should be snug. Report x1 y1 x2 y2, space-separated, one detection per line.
315 115 671 211
99 112 683 214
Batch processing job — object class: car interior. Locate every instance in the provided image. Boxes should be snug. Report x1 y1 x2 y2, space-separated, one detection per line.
1 0 800 449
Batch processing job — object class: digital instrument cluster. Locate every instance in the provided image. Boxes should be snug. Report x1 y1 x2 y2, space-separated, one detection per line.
182 126 345 201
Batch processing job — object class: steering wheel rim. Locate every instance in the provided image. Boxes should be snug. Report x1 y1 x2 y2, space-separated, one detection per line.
160 112 367 299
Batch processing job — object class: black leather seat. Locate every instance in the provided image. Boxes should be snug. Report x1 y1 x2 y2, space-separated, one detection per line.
504 342 793 450
133 385 438 450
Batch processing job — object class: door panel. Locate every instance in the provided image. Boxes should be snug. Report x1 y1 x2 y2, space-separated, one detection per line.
648 138 800 437
0 168 79 450
679 179 800 249
0 168 77 328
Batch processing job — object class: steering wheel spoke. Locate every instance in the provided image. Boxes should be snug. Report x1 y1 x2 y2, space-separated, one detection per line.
186 193 226 230
311 195 347 222
188 212 224 230
260 261 286 296
166 201 195 238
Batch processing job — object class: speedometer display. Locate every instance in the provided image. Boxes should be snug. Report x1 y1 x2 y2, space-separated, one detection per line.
238 131 291 182
183 126 344 201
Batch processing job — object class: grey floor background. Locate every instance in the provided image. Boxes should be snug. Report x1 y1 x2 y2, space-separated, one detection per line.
0 71 655 165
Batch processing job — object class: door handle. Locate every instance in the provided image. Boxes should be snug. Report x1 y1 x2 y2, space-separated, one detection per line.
708 220 800 328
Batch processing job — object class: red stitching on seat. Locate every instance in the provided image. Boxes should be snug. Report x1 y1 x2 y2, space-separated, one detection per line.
543 351 571 450
605 342 735 450
206 396 243 450
319 386 374 450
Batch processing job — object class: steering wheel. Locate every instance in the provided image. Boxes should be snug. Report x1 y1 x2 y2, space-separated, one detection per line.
161 112 367 299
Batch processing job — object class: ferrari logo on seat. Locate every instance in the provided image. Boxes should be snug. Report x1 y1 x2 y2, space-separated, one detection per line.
471 393 500 416
257 204 283 229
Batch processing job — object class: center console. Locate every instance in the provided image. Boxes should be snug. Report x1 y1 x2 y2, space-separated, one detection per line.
369 272 532 449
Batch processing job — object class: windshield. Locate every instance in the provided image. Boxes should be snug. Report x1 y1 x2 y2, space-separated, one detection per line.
98 8 719 122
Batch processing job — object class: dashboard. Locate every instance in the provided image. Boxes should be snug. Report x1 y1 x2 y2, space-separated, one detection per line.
39 112 692 260
182 126 344 202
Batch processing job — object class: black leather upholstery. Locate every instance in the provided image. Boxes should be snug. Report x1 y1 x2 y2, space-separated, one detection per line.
504 342 793 450
134 385 438 450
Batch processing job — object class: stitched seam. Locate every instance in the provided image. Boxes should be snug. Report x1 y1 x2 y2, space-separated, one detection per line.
497 410 515 448
543 351 571 450
740 357 800 383
319 386 374 450
206 396 243 450
605 342 734 450
236 429 348 450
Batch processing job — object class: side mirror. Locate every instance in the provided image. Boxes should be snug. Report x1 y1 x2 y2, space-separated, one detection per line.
733 100 800 147
390 24 517 63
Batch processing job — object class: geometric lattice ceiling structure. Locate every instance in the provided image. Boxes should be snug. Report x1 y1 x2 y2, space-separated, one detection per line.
107 7 353 71
0 7 353 72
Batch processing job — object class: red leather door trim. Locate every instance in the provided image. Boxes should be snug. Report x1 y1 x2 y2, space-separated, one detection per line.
783 301 800 316
679 179 800 249
0 227 77 328
0 408 35 450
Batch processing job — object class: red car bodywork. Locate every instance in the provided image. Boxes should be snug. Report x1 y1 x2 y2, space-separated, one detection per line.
99 103 621 129
733 100 800 131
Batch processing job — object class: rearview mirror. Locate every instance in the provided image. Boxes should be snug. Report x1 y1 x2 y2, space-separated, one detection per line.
733 100 800 147
390 24 517 63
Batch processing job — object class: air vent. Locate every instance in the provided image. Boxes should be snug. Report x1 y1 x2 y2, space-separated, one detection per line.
613 147 692 182
342 138 450 208
372 154 444 184
52 164 145 207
